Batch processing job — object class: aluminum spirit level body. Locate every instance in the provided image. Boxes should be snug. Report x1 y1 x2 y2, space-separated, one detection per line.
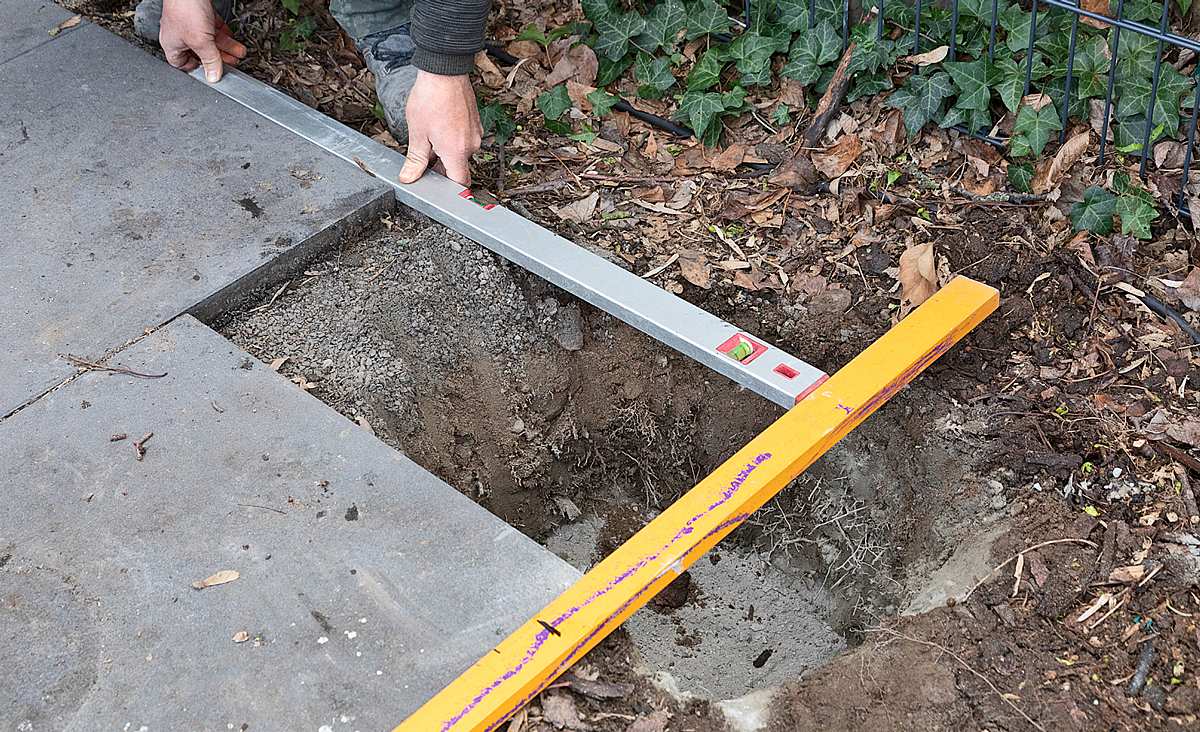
196 69 827 408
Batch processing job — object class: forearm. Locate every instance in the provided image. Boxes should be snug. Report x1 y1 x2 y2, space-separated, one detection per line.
411 0 490 76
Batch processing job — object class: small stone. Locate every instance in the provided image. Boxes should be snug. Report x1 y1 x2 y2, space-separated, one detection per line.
510 418 525 434
991 493 1008 510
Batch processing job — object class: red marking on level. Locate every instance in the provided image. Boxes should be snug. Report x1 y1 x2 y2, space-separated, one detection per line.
459 188 497 210
793 374 830 404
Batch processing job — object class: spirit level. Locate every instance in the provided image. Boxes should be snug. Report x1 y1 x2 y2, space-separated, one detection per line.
194 69 826 408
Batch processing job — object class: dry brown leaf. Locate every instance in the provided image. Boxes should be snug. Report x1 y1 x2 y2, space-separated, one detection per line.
1108 564 1147 584
1022 93 1054 111
812 133 862 178
192 569 240 590
1032 130 1090 194
505 40 541 59
767 154 819 191
544 44 598 87
1081 0 1112 28
904 45 948 66
666 180 696 210
710 142 747 172
565 80 596 109
627 711 671 732
540 691 589 730
898 242 938 315
1176 267 1200 311
1166 418 1200 448
269 356 289 371
474 51 506 89
232 630 250 643
677 250 712 289
553 191 599 224
356 415 375 434
48 14 81 36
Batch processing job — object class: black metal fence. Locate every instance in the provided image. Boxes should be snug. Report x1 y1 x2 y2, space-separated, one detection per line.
762 0 1199 212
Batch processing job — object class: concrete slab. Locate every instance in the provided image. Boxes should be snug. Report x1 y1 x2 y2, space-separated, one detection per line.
0 315 580 731
0 0 77 66
0 22 391 415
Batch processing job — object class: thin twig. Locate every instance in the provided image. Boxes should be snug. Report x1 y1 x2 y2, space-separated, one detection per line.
237 503 288 515
63 354 167 379
964 538 1099 600
867 627 1047 732
133 432 153 461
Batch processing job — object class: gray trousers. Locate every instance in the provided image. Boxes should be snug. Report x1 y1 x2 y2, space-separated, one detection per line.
329 0 415 41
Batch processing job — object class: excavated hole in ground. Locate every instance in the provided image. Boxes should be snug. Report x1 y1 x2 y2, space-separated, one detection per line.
216 210 1004 709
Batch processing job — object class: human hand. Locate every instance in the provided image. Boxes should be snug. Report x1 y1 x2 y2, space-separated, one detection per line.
397 70 483 187
159 0 247 83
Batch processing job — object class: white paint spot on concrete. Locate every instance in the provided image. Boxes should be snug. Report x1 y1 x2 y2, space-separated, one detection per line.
317 636 329 645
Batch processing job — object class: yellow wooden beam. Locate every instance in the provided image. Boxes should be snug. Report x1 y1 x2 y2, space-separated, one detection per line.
396 276 999 732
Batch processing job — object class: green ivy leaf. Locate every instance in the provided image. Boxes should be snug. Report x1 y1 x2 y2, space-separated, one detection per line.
940 103 992 134
887 70 955 136
782 22 841 84
771 102 792 125
674 90 727 139
1008 162 1033 193
595 54 634 86
1010 102 1062 157
478 101 516 145
593 8 647 60
569 125 599 145
945 58 991 111
516 23 549 47
1070 186 1116 234
537 84 573 121
991 55 1049 112
1116 31 1157 81
1115 192 1158 239
636 54 676 99
687 49 726 91
777 0 810 31
636 0 687 52
998 3 1035 54
282 0 300 14
847 72 893 103
587 88 620 116
1073 36 1111 100
729 32 779 76
848 34 895 76
685 0 731 40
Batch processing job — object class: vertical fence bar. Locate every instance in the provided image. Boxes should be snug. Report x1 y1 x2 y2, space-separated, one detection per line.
988 0 999 62
744 0 751 30
876 0 885 39
949 0 960 61
842 0 851 50
1179 76 1200 213
1098 0 1125 165
809 0 816 28
1022 0 1039 97
913 0 923 53
1060 0 1081 142
1138 0 1172 179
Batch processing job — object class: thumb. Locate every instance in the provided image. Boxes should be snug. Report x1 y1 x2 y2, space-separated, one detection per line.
196 39 224 83
398 136 434 184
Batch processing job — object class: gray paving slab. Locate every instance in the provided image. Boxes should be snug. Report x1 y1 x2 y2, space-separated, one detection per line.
0 0 77 65
0 22 391 415
0 315 580 731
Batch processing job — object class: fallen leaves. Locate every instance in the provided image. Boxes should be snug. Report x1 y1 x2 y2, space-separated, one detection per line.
677 249 712 289
232 630 250 643
48 14 81 36
544 44 599 87
898 242 938 315
812 133 863 178
1165 418 1200 448
192 569 240 590
767 153 819 191
904 45 949 66
540 691 591 730
1032 130 1090 194
553 191 599 223
1176 267 1200 311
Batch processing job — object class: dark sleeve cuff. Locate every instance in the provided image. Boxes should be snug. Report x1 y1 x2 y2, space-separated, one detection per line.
412 48 475 76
